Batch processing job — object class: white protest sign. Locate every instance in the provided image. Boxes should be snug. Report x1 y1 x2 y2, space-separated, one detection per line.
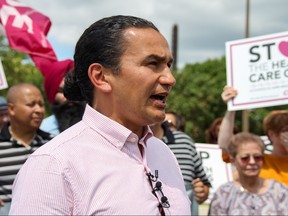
195 143 233 203
0 59 8 90
226 31 288 111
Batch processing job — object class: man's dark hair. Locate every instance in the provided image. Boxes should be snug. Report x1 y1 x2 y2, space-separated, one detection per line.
64 15 159 105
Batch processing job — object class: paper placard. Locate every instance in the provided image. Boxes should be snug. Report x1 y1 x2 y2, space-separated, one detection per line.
195 143 233 203
0 59 8 90
226 31 288 111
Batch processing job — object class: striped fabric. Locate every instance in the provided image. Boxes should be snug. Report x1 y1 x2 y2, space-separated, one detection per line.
260 135 273 153
163 130 211 186
0 124 53 202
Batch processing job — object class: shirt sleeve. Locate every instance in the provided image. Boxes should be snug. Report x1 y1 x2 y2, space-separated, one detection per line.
9 155 72 215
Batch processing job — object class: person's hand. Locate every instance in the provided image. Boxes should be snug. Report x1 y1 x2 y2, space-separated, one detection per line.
0 199 4 206
192 178 209 204
221 86 238 102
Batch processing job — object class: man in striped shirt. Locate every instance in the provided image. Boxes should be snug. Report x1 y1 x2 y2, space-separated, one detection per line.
0 83 54 214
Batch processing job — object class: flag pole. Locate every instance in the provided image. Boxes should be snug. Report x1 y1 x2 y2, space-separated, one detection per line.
242 0 250 132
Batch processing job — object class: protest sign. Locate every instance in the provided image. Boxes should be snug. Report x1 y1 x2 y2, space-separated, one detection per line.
0 59 8 90
226 31 288 111
195 143 233 203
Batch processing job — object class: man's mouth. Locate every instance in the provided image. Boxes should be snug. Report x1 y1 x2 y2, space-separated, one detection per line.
150 93 168 103
149 92 169 109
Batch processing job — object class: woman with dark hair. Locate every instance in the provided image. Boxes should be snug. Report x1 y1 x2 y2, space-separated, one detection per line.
205 117 223 144
205 117 238 144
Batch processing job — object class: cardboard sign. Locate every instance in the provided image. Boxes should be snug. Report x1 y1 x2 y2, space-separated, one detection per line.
195 143 233 203
226 31 288 111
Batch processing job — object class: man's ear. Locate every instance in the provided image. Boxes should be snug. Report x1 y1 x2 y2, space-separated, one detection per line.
88 63 112 93
8 102 14 116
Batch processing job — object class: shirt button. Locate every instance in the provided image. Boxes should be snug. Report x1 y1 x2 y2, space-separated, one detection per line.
131 137 137 142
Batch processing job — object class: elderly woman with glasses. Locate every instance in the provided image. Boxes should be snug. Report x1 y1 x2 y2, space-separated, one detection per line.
209 132 288 215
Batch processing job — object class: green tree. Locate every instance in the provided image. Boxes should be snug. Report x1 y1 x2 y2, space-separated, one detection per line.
168 57 286 142
168 57 227 142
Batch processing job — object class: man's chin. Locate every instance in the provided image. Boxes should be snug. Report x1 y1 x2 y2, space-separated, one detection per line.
146 112 165 126
30 124 41 131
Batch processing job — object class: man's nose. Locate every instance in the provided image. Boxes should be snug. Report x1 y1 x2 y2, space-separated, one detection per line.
160 70 176 87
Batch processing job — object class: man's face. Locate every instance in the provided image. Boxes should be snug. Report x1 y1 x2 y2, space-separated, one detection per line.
9 87 45 130
108 27 175 132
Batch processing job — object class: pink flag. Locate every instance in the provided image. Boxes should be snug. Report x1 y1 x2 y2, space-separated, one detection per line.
31 55 74 103
0 0 57 60
0 0 75 103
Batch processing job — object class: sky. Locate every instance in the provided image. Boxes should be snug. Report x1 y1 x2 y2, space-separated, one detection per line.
23 0 288 69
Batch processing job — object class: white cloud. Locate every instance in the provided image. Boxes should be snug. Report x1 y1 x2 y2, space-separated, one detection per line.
23 0 288 68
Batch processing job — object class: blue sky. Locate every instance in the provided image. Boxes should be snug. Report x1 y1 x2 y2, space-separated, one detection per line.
23 0 288 69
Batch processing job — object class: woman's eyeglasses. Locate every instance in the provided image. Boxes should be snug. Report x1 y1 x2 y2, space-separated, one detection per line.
239 155 263 164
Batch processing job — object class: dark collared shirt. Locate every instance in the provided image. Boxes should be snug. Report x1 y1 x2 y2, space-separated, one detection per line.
0 123 54 202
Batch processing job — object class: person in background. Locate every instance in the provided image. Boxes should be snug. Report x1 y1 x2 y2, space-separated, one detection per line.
205 117 223 144
0 83 53 215
218 85 288 186
0 96 9 131
9 15 190 215
164 110 186 131
40 65 86 135
150 120 210 215
209 132 288 215
205 117 238 144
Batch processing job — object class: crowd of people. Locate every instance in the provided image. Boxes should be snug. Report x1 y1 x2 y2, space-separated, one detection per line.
0 14 287 216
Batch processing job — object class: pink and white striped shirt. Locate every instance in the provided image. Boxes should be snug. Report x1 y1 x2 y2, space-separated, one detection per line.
10 105 190 215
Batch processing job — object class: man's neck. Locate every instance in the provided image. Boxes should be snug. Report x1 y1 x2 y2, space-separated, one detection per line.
9 125 37 147
150 123 164 139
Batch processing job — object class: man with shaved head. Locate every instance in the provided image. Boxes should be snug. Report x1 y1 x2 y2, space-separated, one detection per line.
0 83 54 215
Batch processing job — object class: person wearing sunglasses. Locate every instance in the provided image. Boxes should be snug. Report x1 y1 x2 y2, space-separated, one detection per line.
209 132 288 215
218 86 288 186
164 110 186 132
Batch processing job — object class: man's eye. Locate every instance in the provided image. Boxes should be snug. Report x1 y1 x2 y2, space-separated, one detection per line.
147 61 158 66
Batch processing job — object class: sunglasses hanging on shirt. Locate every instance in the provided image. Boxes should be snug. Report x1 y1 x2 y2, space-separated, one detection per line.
146 170 170 216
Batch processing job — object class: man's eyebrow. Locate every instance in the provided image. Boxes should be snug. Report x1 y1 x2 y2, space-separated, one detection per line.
146 54 174 64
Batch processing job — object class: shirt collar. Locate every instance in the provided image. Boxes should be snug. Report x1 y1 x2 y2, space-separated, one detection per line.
82 104 153 149
0 123 53 147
